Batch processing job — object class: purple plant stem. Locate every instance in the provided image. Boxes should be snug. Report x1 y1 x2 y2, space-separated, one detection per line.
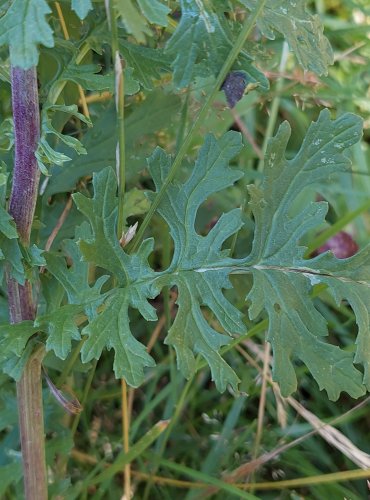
9 67 41 244
6 66 47 499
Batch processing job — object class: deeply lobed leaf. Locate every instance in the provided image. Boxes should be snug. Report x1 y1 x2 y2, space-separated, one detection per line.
165 0 269 90
0 0 54 69
147 132 246 391
73 169 158 384
245 110 367 399
239 0 334 75
65 133 246 391
45 111 369 399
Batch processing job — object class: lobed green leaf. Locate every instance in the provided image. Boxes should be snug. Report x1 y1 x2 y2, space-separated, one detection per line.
0 0 54 69
239 0 334 75
165 0 269 89
245 110 367 399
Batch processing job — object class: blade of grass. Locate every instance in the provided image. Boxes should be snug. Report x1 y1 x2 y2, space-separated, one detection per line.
143 366 197 499
200 396 247 475
252 341 270 460
245 467 370 490
90 420 169 485
157 457 260 499
257 41 289 172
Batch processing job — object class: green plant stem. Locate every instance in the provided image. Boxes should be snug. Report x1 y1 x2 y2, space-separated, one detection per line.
116 59 126 234
16 347 47 499
108 4 131 497
109 0 126 235
57 338 86 387
257 41 289 172
7 66 47 499
245 467 370 491
129 0 268 252
157 458 259 499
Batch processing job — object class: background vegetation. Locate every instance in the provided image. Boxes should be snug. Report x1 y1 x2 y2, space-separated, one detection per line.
0 0 369 498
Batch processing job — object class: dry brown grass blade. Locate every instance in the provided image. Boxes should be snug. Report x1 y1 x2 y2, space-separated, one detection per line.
287 397 370 469
252 341 270 461
246 339 370 469
198 339 370 498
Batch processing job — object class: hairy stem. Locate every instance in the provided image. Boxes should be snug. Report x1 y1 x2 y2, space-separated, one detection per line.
7 66 47 499
9 67 41 244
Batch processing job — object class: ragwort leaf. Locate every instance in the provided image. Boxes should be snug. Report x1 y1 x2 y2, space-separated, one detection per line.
239 0 333 75
44 92 181 196
0 206 17 240
116 0 152 43
36 104 92 175
0 172 24 283
117 0 169 42
0 322 38 380
0 0 54 69
40 224 109 360
71 0 93 20
81 284 156 386
36 305 82 360
245 110 366 400
67 111 367 399
60 64 114 92
73 169 157 384
44 224 109 317
308 249 370 388
0 321 38 357
147 132 246 391
119 40 172 90
40 40 114 96
72 132 246 391
137 0 171 26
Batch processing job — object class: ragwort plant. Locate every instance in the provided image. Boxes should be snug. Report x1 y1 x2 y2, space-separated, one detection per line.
0 0 369 498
